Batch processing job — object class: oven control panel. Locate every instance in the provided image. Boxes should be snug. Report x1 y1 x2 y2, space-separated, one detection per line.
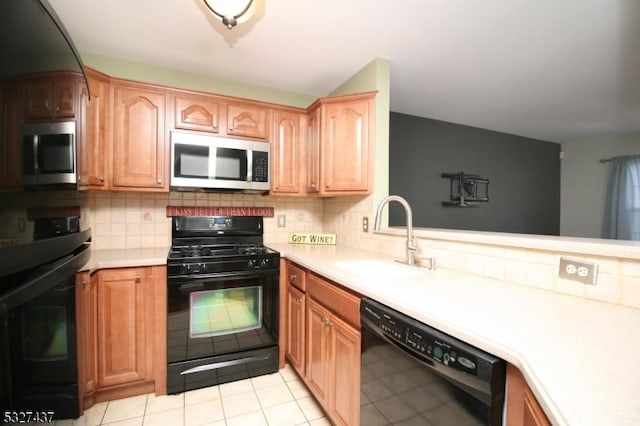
208 217 232 229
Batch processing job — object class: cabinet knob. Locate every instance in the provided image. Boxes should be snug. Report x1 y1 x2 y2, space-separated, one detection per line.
325 184 329 189
99 176 104 182
82 280 89 287
310 183 317 189
135 276 141 283
289 274 297 283
322 317 332 327
229 127 234 131
296 297 302 303
157 178 162 184
213 124 217 129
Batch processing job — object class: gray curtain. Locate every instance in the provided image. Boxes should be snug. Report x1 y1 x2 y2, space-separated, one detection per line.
602 155 640 240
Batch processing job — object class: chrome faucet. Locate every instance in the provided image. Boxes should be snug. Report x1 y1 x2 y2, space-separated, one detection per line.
373 195 420 265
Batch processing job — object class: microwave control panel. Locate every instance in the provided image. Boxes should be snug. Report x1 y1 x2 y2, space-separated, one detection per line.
252 152 269 182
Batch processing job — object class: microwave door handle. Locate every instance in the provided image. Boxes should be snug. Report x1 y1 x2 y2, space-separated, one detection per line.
70 133 76 173
208 146 217 179
33 135 39 174
246 149 253 182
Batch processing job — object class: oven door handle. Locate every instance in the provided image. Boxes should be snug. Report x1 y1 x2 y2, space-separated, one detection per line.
180 355 270 375
168 270 278 285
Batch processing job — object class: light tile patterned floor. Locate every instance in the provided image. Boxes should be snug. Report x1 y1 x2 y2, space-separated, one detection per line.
52 364 331 426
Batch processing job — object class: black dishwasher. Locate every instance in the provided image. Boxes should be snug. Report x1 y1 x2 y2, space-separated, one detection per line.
360 298 506 426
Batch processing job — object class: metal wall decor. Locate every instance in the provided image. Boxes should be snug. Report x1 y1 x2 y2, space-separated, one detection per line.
442 172 489 207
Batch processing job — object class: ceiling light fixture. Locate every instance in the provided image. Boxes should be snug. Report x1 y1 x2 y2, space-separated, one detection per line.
202 0 256 30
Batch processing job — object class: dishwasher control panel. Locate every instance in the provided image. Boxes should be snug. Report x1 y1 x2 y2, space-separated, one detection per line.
362 299 485 377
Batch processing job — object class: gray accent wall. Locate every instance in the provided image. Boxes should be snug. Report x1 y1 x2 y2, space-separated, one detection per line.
389 112 561 235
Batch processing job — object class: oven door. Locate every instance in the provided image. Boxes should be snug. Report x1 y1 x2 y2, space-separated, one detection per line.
167 270 278 393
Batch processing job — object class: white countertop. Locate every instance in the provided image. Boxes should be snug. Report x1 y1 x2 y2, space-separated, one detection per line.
80 246 169 273
268 243 640 426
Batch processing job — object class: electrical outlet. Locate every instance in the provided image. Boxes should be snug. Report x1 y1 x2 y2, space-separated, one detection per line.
559 257 598 285
277 214 286 228
362 217 369 232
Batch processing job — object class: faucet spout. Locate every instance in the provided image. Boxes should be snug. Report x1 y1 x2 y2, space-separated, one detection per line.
373 195 419 265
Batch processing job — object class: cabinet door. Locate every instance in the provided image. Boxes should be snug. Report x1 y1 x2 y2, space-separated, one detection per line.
112 85 167 191
53 76 78 118
271 110 301 194
305 107 321 194
321 96 373 193
97 268 148 388
506 364 551 426
25 75 77 119
285 284 305 376
78 70 109 188
76 272 98 411
227 103 268 139
330 315 360 426
306 298 331 408
0 83 23 190
174 93 220 133
25 78 53 119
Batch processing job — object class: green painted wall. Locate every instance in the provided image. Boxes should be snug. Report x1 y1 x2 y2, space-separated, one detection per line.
330 58 391 204
81 52 316 108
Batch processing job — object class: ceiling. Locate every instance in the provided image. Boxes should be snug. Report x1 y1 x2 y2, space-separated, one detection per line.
48 0 640 143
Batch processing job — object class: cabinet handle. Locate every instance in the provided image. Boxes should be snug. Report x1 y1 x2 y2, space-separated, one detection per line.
135 276 141 283
289 274 297 283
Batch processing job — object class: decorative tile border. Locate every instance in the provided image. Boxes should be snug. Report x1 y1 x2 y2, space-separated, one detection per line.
27 206 81 220
166 206 274 217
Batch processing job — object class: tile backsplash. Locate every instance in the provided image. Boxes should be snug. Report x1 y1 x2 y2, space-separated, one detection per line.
1 190 637 311
84 191 323 250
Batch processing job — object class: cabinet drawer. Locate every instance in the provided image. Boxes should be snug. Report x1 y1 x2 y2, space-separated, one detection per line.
287 262 307 292
307 272 360 328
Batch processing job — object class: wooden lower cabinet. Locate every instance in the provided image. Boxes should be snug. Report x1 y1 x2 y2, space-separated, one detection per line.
285 284 305 376
306 298 360 426
506 364 551 426
76 266 167 413
97 268 150 387
286 265 360 426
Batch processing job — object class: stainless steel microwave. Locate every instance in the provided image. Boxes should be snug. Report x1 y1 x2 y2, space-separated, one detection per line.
170 131 270 193
22 121 77 189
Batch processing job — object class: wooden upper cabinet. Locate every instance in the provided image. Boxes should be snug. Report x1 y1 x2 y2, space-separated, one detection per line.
304 91 375 196
306 106 321 194
173 93 220 133
321 94 374 194
271 109 303 194
78 68 110 189
227 102 268 139
25 72 79 120
111 83 167 191
0 82 24 190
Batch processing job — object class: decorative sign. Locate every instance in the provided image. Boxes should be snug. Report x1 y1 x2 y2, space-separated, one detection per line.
166 206 274 217
289 233 336 245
